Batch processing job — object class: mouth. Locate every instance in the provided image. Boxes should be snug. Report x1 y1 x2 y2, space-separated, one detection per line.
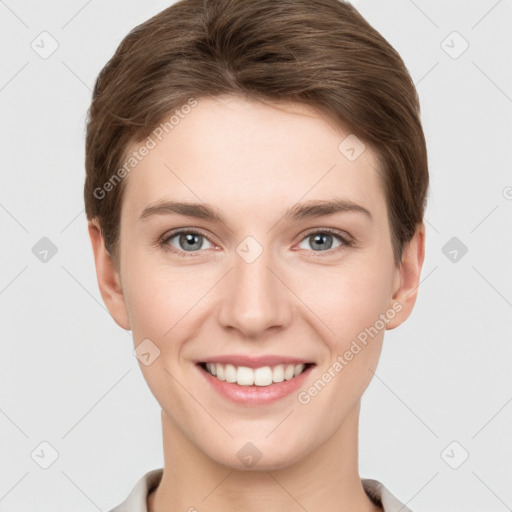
198 361 315 387
195 357 316 405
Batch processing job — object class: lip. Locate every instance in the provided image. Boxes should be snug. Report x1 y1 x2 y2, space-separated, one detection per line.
196 354 313 369
195 360 315 405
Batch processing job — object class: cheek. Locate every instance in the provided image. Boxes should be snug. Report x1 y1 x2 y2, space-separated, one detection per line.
306 260 393 349
295 267 390 427
121 260 205 413
297 263 391 409
122 253 201 340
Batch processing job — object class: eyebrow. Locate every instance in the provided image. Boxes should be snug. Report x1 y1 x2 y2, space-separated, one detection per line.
138 198 372 224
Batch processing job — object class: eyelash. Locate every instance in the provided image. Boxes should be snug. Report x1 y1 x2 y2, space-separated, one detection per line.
157 228 354 258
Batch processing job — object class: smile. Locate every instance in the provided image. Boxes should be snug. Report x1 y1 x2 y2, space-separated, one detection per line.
196 356 316 405
200 362 313 387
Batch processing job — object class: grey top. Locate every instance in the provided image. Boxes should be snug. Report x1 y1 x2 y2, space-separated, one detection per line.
108 468 413 512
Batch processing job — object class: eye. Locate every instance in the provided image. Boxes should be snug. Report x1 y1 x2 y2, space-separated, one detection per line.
297 228 354 255
158 227 354 257
159 229 214 256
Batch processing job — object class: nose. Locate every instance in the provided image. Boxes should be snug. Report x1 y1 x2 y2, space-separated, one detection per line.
217 241 293 339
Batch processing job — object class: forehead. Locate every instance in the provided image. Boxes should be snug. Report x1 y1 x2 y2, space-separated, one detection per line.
120 96 385 223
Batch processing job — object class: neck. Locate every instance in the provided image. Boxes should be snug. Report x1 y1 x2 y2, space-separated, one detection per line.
148 402 381 512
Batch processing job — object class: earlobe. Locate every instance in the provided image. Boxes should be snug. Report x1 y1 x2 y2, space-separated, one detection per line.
87 220 131 330
386 222 426 330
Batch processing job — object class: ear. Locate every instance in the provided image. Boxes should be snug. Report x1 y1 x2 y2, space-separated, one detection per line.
386 222 426 330
87 219 131 330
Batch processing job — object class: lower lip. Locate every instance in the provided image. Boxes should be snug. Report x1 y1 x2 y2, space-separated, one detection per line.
196 364 314 405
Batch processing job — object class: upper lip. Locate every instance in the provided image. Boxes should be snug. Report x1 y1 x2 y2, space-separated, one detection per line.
196 355 314 369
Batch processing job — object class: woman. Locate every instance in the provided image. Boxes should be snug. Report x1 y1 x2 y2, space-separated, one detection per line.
84 0 428 510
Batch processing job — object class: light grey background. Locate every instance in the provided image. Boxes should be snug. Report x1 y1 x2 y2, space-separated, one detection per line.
1 1 511 511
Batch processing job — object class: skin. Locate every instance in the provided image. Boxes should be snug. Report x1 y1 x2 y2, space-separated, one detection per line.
88 95 425 512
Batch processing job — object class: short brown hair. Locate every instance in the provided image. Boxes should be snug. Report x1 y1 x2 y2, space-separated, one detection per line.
84 0 429 268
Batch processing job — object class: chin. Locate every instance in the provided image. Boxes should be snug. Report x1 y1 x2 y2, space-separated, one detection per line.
203 435 310 472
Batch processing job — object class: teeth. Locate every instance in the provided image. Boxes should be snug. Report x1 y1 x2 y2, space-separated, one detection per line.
272 365 284 383
203 362 309 386
225 364 237 383
254 366 272 386
237 366 254 386
284 364 295 380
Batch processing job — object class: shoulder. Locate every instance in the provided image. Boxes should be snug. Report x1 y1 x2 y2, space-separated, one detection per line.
362 478 414 512
108 468 163 512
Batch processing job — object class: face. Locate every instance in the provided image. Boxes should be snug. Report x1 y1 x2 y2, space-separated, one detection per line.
90 95 424 471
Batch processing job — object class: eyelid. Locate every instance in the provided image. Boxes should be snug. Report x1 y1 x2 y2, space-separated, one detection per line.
158 227 354 256
158 227 217 257
300 227 353 244
296 227 354 255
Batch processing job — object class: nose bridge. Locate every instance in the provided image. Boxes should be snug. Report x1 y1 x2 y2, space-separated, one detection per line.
218 235 290 336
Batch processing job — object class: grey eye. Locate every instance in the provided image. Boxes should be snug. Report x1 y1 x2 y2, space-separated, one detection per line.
298 232 343 251
167 231 214 252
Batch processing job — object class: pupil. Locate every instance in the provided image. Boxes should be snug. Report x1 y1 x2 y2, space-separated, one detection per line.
312 233 332 250
182 233 201 251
